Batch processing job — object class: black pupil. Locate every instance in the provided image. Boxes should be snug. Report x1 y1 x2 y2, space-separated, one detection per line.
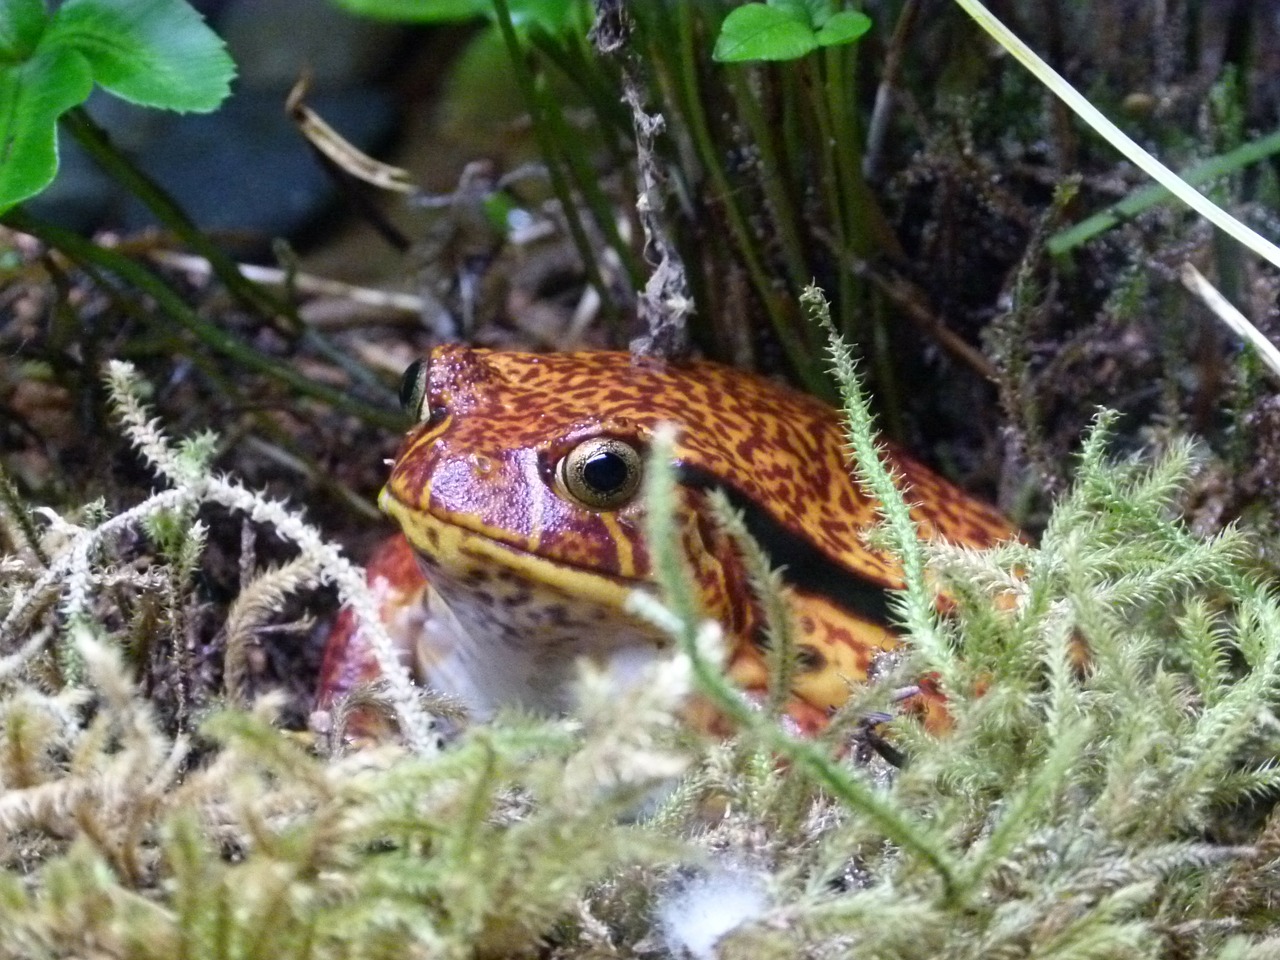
398 360 423 413
582 450 629 493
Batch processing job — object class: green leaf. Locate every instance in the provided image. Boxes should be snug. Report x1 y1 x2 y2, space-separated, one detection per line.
330 0 581 29
0 43 93 214
0 0 49 59
815 9 871 46
506 0 582 32
329 0 490 22
44 0 234 111
768 0 817 29
713 3 818 63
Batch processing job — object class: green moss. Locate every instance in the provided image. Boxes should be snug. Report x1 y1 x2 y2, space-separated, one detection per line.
2 335 1280 957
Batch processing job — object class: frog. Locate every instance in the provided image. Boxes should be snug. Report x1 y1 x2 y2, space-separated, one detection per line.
316 345 1014 736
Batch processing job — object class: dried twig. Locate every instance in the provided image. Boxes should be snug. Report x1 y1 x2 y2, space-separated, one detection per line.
592 0 692 359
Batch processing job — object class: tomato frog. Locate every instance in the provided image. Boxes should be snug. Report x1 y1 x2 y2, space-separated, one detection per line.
316 346 1014 737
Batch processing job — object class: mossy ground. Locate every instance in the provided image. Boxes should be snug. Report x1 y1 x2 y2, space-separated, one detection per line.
2 2 1280 956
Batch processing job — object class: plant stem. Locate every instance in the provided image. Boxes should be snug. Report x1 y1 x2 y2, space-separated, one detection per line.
1047 128 1280 254
669 4 827 394
819 42 903 429
491 0 623 338
60 109 285 319
60 108 396 405
724 67 810 295
3 208 405 432
530 72 645 291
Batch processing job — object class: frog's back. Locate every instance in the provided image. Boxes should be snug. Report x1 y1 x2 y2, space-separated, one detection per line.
473 348 1013 589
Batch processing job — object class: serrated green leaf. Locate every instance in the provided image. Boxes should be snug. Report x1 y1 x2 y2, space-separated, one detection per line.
0 0 49 59
44 0 233 111
815 9 871 47
0 43 93 214
713 3 818 63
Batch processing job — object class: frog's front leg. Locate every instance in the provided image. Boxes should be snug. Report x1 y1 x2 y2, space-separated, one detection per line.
315 534 667 736
314 534 452 739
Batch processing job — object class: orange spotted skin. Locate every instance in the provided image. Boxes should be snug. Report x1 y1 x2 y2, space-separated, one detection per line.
385 347 1010 582
327 348 1018 727
331 345 1016 726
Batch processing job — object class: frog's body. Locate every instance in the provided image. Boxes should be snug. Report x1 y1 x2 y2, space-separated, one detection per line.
318 346 1013 731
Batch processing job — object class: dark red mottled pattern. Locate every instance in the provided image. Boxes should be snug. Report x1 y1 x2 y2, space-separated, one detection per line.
385 346 1013 587
315 534 425 737
320 347 1019 730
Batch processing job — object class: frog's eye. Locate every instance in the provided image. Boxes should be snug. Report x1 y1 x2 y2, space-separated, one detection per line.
399 359 430 422
557 438 643 510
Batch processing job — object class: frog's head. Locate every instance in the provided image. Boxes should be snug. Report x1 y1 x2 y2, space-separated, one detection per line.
379 346 730 711
381 346 664 601
375 345 1014 721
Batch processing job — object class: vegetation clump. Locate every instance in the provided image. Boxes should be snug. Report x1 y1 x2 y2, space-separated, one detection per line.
3 336 1280 957
3 0 1280 956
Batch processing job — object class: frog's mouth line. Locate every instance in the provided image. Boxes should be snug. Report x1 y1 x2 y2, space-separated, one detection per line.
381 493 648 612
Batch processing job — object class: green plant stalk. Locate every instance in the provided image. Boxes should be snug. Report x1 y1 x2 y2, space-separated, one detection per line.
824 46 871 327
628 2 697 180
809 286 957 685
490 0 622 336
526 30 632 154
529 73 645 291
705 490 797 718
669 3 828 393
951 0 1280 269
1047 129 1280 255
1205 82 1246 311
60 109 285 322
60 108 395 405
780 65 805 199
3 208 405 431
824 43 866 252
818 45 903 426
807 61 857 337
868 294 904 439
723 67 810 295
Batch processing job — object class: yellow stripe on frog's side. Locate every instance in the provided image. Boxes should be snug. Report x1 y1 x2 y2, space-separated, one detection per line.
787 587 898 708
724 586 898 711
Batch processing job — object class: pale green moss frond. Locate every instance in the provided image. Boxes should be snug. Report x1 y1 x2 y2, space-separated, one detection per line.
805 286 956 691
4 340 1280 956
705 489 799 720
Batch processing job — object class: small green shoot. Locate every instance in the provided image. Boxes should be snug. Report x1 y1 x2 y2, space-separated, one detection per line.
328 0 583 32
951 0 1280 271
1047 128 1280 255
713 0 871 63
0 0 234 215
